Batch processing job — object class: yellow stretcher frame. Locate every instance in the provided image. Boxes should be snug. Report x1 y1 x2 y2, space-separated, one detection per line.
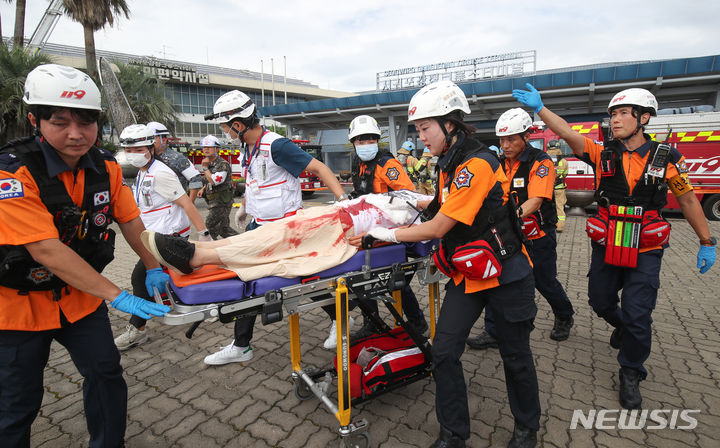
287 261 442 446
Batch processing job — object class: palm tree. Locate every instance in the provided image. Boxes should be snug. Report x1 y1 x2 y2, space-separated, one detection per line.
12 0 27 48
113 61 179 135
0 42 52 142
61 0 129 79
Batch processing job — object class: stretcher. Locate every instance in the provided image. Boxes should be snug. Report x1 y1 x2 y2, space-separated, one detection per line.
155 240 444 448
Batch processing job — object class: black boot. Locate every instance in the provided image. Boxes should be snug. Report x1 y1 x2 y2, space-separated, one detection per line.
350 319 377 345
550 315 574 341
610 327 624 349
619 367 643 409
507 423 537 448
466 331 498 350
429 427 465 448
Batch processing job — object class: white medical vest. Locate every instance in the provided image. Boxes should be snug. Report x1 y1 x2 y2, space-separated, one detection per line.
133 160 191 236
243 131 303 221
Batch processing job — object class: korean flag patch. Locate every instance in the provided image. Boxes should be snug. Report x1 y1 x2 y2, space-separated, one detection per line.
0 178 24 200
453 167 474 190
536 165 550 178
386 167 400 181
94 190 110 206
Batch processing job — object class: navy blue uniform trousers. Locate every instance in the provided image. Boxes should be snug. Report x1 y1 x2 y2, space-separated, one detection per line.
0 303 126 448
433 275 540 440
587 243 663 378
485 227 573 336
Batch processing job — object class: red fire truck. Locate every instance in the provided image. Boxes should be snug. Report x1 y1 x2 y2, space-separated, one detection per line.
528 111 720 220
187 139 327 198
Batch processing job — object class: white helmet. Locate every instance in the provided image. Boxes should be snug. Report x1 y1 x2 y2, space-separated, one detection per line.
608 88 658 116
146 121 170 136
23 64 101 111
210 90 256 124
119 124 155 148
200 134 220 147
495 108 533 136
407 80 470 122
348 115 381 141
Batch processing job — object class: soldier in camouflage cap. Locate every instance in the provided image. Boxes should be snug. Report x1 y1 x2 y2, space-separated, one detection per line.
199 135 239 239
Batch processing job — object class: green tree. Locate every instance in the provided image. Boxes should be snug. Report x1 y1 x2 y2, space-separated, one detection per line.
61 0 129 79
112 61 178 134
0 42 52 142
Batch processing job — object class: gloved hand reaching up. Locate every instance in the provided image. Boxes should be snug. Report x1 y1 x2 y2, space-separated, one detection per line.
512 83 544 113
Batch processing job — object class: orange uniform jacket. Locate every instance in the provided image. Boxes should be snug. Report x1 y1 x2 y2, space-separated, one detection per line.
438 153 532 293
363 157 416 193
0 144 139 331
504 154 556 240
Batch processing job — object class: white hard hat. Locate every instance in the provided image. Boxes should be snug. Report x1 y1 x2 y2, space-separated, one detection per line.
119 124 155 148
407 80 470 122
608 88 658 116
200 134 220 147
210 90 256 124
495 108 533 136
146 121 170 136
23 64 101 111
348 115 381 140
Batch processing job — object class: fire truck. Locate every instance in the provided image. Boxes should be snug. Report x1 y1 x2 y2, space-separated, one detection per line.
187 139 327 199
528 111 720 220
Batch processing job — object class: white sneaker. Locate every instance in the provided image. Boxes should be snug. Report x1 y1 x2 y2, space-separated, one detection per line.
323 317 355 350
203 343 253 365
114 324 148 351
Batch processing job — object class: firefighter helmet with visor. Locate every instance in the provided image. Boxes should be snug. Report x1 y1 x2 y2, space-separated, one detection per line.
607 88 658 116
119 124 155 148
208 90 257 124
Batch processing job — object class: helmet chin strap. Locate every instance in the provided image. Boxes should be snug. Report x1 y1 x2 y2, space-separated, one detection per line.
437 118 460 153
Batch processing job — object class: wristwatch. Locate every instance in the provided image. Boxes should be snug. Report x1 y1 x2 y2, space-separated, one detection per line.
700 236 717 246
337 193 350 201
199 229 210 237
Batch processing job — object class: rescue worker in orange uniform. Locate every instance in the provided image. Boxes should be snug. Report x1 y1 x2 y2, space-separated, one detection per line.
513 83 717 409
0 64 169 447
467 108 575 351
351 81 540 448
347 115 429 341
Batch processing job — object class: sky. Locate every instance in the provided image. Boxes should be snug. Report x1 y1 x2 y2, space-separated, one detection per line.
2 0 720 93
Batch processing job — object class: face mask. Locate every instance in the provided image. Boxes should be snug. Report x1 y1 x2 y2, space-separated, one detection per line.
126 151 149 168
355 143 379 161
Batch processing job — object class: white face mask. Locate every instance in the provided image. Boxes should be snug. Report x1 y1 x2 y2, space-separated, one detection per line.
126 151 150 168
355 143 379 161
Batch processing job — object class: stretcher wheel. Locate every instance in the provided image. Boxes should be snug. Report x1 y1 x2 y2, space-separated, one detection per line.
340 432 370 448
294 380 313 401
293 366 318 401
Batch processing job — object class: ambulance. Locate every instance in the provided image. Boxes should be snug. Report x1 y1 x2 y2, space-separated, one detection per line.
529 111 720 220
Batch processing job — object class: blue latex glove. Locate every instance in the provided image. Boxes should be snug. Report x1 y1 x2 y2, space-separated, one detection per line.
697 245 716 274
145 267 170 296
111 290 170 319
512 83 544 113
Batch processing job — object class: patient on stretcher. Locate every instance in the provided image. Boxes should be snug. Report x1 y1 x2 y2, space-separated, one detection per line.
141 192 431 281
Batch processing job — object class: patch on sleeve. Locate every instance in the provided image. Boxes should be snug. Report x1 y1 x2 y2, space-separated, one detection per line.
93 190 110 206
453 166 474 190
536 165 550 178
385 167 400 181
0 178 24 199
676 160 689 174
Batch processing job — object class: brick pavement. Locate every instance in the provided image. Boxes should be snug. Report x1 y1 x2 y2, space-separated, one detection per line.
31 204 720 447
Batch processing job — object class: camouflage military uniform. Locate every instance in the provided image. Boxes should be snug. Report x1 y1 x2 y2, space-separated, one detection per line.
157 148 203 192
203 156 238 239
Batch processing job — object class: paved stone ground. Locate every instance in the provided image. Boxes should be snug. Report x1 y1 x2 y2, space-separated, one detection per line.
30 201 720 447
